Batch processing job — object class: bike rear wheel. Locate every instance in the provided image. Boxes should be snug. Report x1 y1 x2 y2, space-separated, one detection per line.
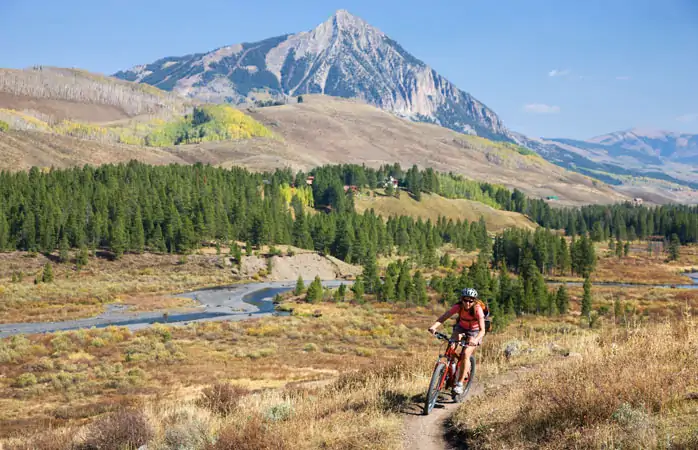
423 361 446 415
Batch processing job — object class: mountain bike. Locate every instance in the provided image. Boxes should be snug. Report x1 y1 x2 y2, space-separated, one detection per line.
423 331 476 415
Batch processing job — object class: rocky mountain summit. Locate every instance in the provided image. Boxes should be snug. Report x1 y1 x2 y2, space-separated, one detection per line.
114 10 509 139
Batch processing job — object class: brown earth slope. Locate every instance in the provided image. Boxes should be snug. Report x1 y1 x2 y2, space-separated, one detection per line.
0 90 629 206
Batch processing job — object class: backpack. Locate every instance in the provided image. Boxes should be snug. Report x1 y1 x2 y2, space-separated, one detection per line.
461 300 492 332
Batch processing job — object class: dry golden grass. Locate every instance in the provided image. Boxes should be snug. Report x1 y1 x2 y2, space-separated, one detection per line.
0 295 604 447
546 241 698 285
355 191 537 232
0 251 238 323
450 318 698 449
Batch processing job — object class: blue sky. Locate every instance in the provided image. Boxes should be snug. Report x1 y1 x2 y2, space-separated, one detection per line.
1 0 696 139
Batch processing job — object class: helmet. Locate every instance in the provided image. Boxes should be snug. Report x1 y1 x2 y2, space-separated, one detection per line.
461 287 478 299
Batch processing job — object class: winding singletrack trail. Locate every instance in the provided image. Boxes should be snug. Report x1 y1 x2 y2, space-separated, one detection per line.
402 366 534 450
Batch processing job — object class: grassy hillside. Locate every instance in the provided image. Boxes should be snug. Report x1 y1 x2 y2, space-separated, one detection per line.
0 84 633 205
355 191 537 232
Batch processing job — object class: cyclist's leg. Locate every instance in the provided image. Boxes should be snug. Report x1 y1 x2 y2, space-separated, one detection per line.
458 330 479 384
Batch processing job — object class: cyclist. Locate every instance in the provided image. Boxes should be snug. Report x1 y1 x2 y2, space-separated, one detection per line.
427 287 486 395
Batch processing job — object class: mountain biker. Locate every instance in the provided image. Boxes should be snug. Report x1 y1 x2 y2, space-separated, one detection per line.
427 287 486 395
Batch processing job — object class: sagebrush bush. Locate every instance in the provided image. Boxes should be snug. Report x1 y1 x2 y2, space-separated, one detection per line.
205 414 288 450
197 382 249 416
80 409 153 450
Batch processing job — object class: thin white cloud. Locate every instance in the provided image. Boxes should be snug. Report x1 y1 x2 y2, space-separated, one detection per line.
676 113 698 123
524 104 561 114
548 69 571 77
616 76 631 81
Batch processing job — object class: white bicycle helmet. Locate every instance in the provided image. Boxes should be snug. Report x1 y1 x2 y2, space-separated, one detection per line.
461 287 478 298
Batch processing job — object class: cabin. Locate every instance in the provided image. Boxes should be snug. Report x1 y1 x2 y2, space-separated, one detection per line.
633 197 643 206
343 185 359 194
306 176 315 186
383 176 399 189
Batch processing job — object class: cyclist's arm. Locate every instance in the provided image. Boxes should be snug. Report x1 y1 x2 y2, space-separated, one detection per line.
473 306 486 344
428 304 459 333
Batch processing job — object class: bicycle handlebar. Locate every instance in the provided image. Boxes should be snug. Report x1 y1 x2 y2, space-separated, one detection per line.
432 331 476 346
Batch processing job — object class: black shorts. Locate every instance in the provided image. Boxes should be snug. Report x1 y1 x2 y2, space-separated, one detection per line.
450 324 482 346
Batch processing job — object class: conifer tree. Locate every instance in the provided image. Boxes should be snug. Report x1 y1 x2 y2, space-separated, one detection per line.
306 276 323 303
581 277 593 318
413 270 428 305
294 275 305 295
42 262 54 283
556 285 569 315
131 205 145 254
668 233 680 261
59 233 70 263
337 283 347 301
351 276 364 302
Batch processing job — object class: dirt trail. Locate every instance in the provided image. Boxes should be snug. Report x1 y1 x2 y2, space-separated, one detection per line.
402 366 534 450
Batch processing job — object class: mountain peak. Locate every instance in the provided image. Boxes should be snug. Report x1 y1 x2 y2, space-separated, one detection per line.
113 12 510 139
326 9 376 34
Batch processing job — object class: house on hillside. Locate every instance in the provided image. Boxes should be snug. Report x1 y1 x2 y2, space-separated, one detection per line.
382 176 399 189
343 185 359 194
633 197 643 206
306 176 315 186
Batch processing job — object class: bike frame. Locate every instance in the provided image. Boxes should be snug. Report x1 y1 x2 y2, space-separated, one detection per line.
433 332 467 391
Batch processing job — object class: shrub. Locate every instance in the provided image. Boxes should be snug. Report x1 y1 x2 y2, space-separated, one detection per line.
197 382 249 416
303 343 318 352
81 409 153 450
0 120 9 132
264 401 293 422
206 414 287 450
14 373 37 387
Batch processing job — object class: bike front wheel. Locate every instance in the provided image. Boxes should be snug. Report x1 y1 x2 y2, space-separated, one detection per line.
453 355 476 403
424 361 447 415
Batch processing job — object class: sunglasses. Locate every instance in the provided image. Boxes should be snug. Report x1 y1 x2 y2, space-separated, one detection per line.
461 297 475 302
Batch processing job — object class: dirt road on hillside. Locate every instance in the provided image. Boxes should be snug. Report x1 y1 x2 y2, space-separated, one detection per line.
402 366 534 450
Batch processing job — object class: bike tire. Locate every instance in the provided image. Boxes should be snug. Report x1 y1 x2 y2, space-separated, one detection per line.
423 361 446 415
453 355 476 403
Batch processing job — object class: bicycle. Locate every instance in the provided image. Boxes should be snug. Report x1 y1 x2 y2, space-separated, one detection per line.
423 331 477 415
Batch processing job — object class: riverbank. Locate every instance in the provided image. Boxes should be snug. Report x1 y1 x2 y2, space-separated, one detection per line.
0 280 352 338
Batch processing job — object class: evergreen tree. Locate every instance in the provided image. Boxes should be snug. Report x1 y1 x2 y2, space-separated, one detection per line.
76 245 89 271
337 283 347 301
556 285 569 315
294 275 305 295
668 233 680 261
306 276 323 303
130 205 145 254
351 276 365 302
110 214 127 259
581 277 593 318
42 262 54 283
413 270 428 305
382 271 396 302
623 241 630 257
59 233 70 263
362 251 378 294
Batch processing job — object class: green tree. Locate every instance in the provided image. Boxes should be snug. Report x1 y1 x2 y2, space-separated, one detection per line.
294 275 305 295
306 276 323 303
351 276 365 302
581 276 593 318
668 233 680 261
413 270 428 306
362 251 378 294
59 233 70 263
623 241 630 257
337 283 347 301
42 262 54 283
556 285 569 315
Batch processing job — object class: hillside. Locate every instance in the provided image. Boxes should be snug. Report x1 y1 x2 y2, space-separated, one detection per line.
0 94 631 206
113 9 510 139
354 192 538 232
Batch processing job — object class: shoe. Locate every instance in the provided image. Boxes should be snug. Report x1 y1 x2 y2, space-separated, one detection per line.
453 382 464 395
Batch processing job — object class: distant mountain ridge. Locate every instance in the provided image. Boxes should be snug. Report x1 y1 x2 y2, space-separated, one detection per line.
113 9 510 139
511 127 698 189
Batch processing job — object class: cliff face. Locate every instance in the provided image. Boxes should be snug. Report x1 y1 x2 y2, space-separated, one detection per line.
114 10 510 139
